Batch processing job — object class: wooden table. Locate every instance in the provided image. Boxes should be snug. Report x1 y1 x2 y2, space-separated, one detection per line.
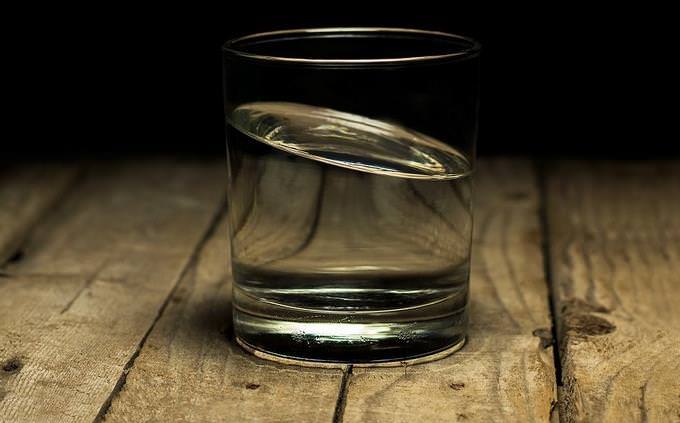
1 159 678 422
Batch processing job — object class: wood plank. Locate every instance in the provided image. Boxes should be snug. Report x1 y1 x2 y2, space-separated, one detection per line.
342 159 557 422
0 160 225 422
104 217 344 423
546 161 680 422
0 164 79 264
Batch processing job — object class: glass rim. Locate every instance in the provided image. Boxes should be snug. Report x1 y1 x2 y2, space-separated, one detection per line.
223 27 481 65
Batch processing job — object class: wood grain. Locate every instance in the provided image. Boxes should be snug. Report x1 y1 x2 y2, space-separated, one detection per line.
0 160 225 423
9 159 677 422
0 164 79 264
104 217 344 422
546 162 680 422
342 159 557 422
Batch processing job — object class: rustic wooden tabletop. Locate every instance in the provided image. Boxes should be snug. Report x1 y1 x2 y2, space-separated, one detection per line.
0 159 678 422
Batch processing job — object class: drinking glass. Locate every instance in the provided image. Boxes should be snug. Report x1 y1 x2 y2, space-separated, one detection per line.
223 28 480 364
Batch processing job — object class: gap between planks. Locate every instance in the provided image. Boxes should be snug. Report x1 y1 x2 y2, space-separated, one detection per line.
333 365 352 423
95 197 228 422
536 160 564 423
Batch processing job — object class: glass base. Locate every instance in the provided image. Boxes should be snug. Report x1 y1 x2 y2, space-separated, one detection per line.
232 293 467 366
236 334 466 368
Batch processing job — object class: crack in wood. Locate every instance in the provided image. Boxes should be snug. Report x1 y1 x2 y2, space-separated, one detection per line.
60 262 108 314
639 382 648 423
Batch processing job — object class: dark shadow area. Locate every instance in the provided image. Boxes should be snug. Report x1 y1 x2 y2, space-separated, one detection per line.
5 5 677 159
183 291 234 344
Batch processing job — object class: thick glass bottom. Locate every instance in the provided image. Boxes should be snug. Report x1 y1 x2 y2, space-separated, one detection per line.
236 334 466 368
233 288 468 366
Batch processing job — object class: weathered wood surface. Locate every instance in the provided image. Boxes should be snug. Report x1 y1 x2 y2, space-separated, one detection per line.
0 160 225 422
3 159 679 423
104 218 344 422
343 159 557 422
546 162 680 422
0 164 80 264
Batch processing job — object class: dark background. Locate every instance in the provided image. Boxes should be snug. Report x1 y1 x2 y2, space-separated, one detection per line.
6 5 676 158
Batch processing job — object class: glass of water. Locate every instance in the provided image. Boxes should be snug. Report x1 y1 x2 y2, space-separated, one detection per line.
223 28 480 364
